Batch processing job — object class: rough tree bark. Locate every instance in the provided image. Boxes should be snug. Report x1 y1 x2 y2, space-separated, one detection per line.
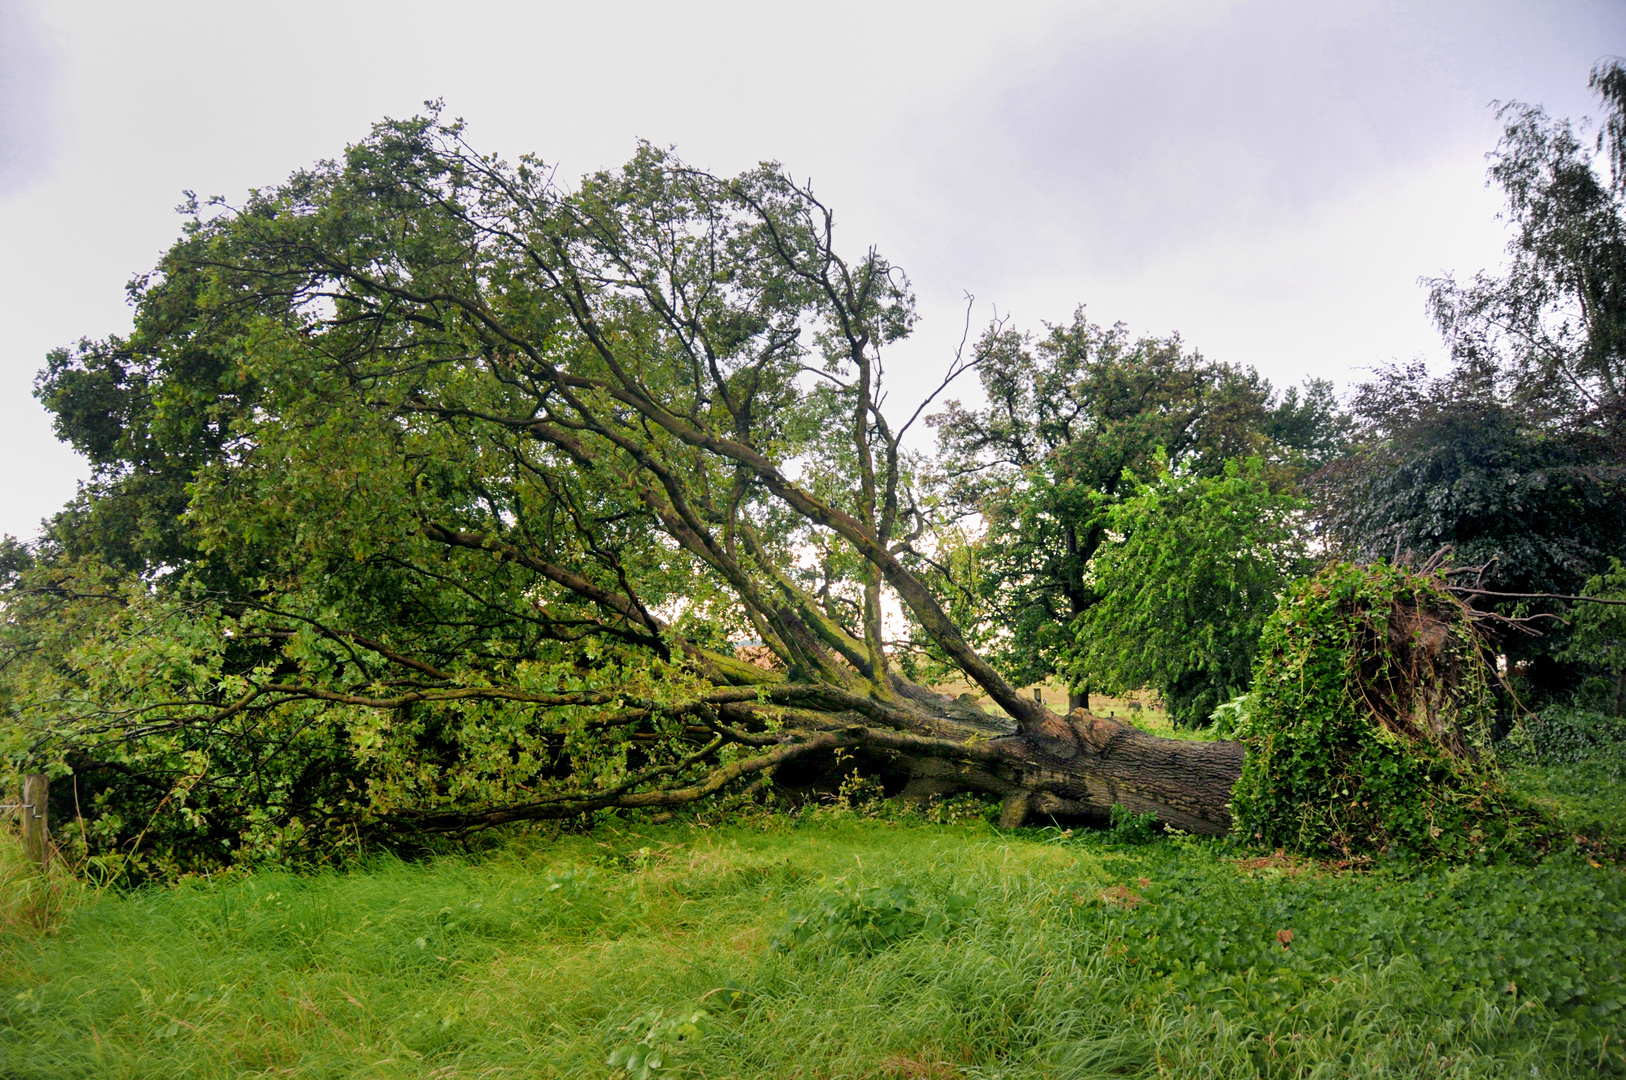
880 699 1244 833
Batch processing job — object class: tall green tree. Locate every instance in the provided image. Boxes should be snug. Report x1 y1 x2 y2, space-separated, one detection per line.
33 221 261 577
1560 558 1626 715
1072 456 1310 727
922 312 1342 708
1317 61 1626 705
1425 59 1626 436
1313 362 1621 596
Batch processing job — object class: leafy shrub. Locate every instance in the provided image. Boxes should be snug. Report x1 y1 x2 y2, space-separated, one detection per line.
1501 705 1626 778
1070 456 1310 727
1107 803 1162 844
1558 557 1626 715
1206 691 1253 738
1230 562 1554 859
606 1008 713 1079
828 769 888 815
919 792 999 826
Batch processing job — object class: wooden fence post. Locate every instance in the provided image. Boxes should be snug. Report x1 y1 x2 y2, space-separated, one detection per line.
21 774 48 872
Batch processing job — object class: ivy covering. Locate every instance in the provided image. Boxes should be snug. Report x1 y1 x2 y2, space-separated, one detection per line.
1229 562 1555 860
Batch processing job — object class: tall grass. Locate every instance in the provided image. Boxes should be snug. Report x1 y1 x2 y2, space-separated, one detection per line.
0 819 82 941
0 808 1621 1079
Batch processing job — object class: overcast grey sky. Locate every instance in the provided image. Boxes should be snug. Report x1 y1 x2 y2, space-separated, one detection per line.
1 0 1622 540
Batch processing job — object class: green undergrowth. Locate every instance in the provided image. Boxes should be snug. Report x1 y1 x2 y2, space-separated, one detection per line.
1 798 1623 1079
1500 708 1626 845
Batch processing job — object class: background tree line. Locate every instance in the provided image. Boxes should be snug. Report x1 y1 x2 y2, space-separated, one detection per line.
911 59 1626 726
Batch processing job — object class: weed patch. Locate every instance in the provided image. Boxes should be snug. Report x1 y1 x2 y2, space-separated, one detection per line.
770 882 972 954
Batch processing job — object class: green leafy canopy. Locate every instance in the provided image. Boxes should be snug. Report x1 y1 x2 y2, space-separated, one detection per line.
1071 455 1310 727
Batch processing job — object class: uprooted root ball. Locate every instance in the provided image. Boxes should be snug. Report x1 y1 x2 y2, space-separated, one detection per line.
1228 562 1563 861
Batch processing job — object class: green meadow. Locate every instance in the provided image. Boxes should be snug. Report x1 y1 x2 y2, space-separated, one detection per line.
0 751 1622 1080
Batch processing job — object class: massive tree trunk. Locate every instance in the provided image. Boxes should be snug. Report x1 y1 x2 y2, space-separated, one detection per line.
982 713 1244 833
385 648 1246 836
754 679 1245 835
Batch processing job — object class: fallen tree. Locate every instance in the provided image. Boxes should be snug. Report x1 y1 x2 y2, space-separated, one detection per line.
7 114 1245 870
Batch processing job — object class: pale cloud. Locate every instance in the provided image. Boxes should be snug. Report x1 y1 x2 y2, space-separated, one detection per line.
0 0 1621 538
0 0 57 196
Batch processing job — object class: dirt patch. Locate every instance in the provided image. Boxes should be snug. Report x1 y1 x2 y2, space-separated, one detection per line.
1233 848 1317 876
876 1053 960 1078
1096 884 1145 908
